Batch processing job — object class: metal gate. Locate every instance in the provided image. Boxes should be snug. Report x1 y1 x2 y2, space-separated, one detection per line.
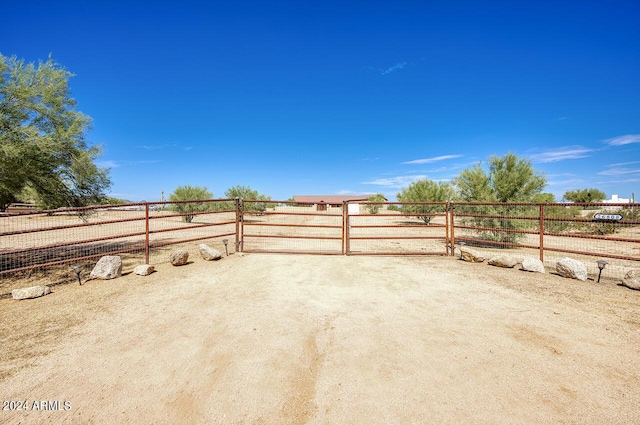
240 200 345 254
345 201 450 255
239 200 450 256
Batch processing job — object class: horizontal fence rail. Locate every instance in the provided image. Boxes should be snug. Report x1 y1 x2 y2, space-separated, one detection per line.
1 200 639 281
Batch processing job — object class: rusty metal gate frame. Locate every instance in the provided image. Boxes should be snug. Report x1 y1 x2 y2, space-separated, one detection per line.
239 200 345 255
238 200 451 256
344 201 450 256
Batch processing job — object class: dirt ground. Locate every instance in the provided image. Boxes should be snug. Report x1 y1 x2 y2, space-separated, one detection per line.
1 253 639 424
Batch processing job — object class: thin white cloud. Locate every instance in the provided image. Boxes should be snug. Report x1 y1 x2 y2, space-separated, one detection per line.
597 168 640 176
609 160 640 167
546 177 589 187
97 159 161 168
139 144 169 150
528 146 595 163
362 175 427 188
138 143 183 150
97 160 120 168
601 177 640 184
381 62 407 75
602 134 640 146
402 154 463 165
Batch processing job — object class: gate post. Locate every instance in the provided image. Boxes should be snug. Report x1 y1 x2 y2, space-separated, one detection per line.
539 204 545 262
235 197 242 253
343 201 350 255
449 202 456 256
145 203 150 264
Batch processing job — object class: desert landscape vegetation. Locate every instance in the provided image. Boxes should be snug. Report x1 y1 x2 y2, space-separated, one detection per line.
2 4 640 422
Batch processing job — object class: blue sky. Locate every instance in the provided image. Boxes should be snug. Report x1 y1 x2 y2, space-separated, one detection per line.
3 1 639 202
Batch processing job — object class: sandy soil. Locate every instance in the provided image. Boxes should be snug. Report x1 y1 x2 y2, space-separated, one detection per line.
1 253 639 424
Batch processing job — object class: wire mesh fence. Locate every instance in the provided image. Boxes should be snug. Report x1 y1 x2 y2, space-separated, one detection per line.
2 200 639 284
346 202 449 255
452 202 640 280
0 199 239 279
240 200 344 254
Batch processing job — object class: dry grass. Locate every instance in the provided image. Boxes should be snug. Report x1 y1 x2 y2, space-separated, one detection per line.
0 255 145 380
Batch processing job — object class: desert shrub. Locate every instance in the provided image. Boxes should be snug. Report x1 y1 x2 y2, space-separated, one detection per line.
169 185 213 223
620 206 640 222
397 180 452 224
365 194 386 214
543 205 582 233
455 203 528 245
224 185 274 213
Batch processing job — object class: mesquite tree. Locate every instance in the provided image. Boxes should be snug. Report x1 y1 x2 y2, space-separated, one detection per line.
0 54 110 211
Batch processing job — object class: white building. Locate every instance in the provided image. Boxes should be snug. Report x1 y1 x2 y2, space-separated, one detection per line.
602 194 632 210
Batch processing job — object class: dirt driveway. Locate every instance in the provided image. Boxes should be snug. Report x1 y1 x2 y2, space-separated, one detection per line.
1 253 639 424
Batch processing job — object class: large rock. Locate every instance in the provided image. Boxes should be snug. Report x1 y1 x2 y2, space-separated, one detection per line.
89 255 123 280
199 244 223 261
556 257 588 281
621 269 640 290
134 264 155 276
488 254 518 268
12 285 51 300
459 248 485 263
170 249 189 266
521 257 545 273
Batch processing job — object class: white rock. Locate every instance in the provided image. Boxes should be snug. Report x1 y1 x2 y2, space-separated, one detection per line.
89 255 123 280
170 250 189 266
556 257 588 281
521 257 545 273
199 244 223 261
621 269 640 290
488 255 518 268
134 264 155 276
12 285 51 300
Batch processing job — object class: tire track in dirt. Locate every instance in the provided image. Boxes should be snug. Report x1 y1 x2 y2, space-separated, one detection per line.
273 310 340 425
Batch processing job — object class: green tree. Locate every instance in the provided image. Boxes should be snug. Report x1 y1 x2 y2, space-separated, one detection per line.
455 153 546 202
365 193 386 214
169 185 213 223
0 54 111 211
453 153 547 244
397 180 453 224
562 188 607 203
100 196 129 205
224 185 274 212
532 193 557 203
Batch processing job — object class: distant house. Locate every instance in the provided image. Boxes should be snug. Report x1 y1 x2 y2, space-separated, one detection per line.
292 195 385 212
602 194 632 210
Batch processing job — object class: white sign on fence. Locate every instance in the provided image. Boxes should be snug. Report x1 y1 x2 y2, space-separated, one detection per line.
593 213 623 221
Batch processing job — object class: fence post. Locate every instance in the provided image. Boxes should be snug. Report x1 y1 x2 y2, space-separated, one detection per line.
145 203 150 264
235 198 241 253
344 201 350 255
539 204 545 262
450 202 456 256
